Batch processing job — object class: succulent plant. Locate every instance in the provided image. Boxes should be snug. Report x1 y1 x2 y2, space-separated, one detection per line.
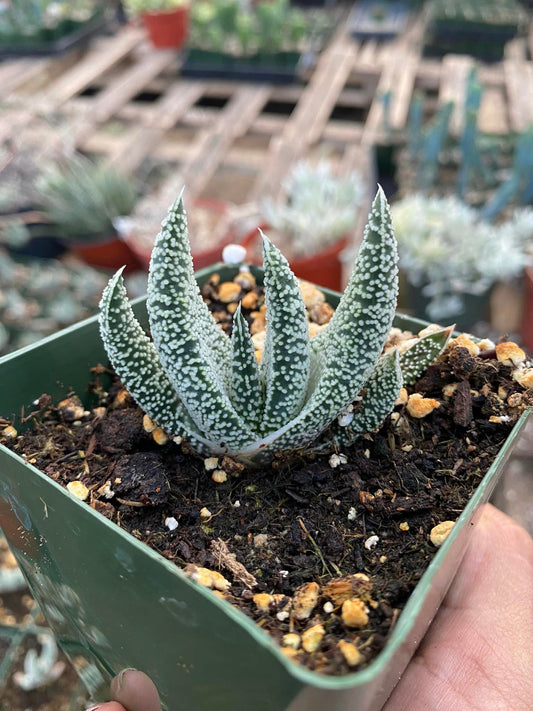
100 188 451 466
37 154 137 244
392 194 532 320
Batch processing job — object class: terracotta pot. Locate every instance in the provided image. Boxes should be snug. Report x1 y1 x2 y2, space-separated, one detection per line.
127 197 230 272
242 224 348 291
522 267 533 352
69 234 142 272
141 5 188 49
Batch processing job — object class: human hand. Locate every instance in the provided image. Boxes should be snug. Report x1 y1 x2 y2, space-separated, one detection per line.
91 504 533 711
87 669 160 711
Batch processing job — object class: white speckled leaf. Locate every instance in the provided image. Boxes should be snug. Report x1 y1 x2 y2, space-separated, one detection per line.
230 189 399 463
400 326 454 385
312 349 402 452
98 269 201 441
147 196 255 450
260 234 310 433
230 305 263 432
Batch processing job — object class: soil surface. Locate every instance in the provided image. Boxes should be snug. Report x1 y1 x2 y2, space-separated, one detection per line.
2 275 532 676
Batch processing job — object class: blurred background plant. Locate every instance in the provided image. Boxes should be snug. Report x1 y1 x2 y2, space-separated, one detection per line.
0 0 103 39
261 160 364 257
122 0 188 15
0 250 114 355
189 0 328 55
36 154 138 244
391 194 533 323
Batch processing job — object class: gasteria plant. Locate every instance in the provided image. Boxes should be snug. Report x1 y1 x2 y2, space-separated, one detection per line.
99 188 451 466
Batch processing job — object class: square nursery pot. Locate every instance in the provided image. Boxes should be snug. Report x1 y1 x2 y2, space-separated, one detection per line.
0 263 530 710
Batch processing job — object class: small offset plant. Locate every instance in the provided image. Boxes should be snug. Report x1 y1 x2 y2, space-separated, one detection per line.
261 161 365 257
37 154 137 243
100 188 451 466
391 194 533 320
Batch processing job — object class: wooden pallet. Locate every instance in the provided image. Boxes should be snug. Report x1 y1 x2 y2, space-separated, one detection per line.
2 13 533 274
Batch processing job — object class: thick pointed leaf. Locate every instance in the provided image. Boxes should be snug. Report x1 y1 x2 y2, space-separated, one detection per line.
232 190 399 464
275 187 398 446
259 234 310 433
311 349 402 453
99 269 202 442
147 196 254 450
400 326 454 385
230 305 263 432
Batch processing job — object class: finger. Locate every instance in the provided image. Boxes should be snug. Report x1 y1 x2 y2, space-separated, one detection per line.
110 669 161 711
384 504 533 710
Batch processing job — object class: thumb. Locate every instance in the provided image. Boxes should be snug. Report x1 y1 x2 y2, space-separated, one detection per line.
110 669 161 711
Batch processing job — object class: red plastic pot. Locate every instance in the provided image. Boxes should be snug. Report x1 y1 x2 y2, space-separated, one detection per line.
69 234 142 272
141 5 188 49
521 266 533 352
241 224 349 291
126 197 230 271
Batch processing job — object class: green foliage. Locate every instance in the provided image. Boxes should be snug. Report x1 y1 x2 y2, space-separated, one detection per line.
189 0 330 55
123 0 187 15
37 154 137 243
428 0 527 27
100 188 450 466
0 0 99 36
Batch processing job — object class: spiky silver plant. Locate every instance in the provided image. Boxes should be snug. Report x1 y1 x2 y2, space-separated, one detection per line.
99 188 451 466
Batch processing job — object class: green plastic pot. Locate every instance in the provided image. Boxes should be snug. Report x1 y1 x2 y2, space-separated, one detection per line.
0 264 529 710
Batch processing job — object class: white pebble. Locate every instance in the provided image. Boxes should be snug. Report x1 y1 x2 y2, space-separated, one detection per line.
347 507 357 521
364 535 379 550
323 601 334 614
165 517 179 531
338 411 354 427
222 244 247 264
204 457 219 471
276 610 290 621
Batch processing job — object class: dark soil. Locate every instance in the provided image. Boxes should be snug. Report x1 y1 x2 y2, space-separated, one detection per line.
2 277 532 676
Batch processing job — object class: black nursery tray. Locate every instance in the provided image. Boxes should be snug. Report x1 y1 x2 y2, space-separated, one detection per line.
349 0 411 41
0 12 108 59
181 49 306 84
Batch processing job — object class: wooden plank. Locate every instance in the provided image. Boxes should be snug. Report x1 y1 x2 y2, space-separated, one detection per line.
438 55 475 136
180 85 271 195
250 31 356 200
129 84 270 226
44 26 144 105
504 59 533 133
107 82 205 174
70 49 177 144
339 142 376 286
478 86 508 135
91 49 177 123
389 50 419 130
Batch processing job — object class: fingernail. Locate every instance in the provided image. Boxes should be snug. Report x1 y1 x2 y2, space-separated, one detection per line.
86 706 101 710
115 667 138 694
